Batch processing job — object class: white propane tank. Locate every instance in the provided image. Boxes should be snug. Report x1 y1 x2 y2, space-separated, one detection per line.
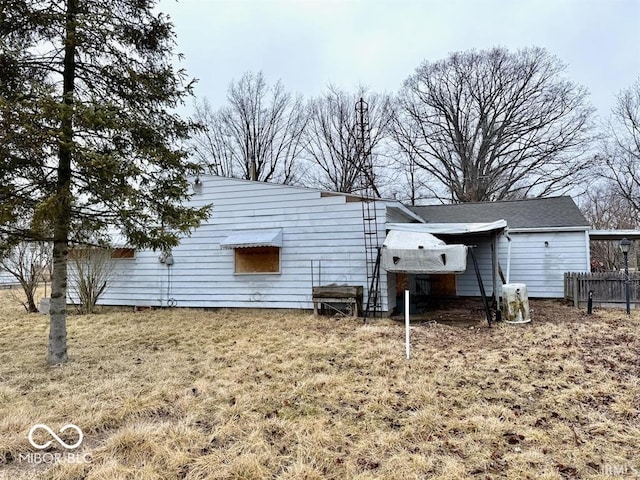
502 283 531 324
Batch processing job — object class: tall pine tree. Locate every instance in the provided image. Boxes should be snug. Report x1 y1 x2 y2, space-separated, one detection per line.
0 0 210 364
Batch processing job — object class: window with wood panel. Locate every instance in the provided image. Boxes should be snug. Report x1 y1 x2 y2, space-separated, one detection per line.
234 246 281 274
111 248 135 259
69 246 135 260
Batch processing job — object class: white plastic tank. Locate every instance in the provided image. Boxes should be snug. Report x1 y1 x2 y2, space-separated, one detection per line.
39 297 50 315
503 283 531 324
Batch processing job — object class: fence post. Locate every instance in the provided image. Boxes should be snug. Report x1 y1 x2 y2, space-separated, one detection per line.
573 273 579 307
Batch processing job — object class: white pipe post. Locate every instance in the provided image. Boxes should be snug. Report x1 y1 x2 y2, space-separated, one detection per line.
506 234 512 284
405 289 410 360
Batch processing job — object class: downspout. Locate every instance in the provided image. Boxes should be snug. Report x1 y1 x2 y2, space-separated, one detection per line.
492 232 499 310
585 230 591 271
505 230 512 284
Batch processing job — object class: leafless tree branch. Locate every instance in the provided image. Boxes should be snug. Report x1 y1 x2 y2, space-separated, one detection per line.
392 47 595 203
191 71 308 184
303 85 393 195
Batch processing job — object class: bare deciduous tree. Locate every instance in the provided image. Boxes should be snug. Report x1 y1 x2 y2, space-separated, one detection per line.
579 184 639 271
393 47 595 203
600 78 640 213
0 242 50 313
388 117 436 205
69 247 116 314
192 71 308 184
303 86 393 195
191 98 236 178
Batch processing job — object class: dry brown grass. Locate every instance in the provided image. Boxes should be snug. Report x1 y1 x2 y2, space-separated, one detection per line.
0 289 639 479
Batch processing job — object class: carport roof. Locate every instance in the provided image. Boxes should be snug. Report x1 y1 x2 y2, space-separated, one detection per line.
589 230 640 241
409 196 589 229
386 220 507 235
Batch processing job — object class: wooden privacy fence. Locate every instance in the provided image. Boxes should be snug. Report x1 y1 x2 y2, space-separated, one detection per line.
564 272 640 307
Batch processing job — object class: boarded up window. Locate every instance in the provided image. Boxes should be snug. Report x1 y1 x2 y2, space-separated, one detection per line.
67 247 86 260
69 247 135 260
111 248 135 259
234 247 280 274
68 247 106 260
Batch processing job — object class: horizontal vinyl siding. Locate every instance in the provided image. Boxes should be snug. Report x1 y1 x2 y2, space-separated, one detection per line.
90 176 391 311
456 242 495 297
0 269 15 285
501 231 589 298
454 231 588 299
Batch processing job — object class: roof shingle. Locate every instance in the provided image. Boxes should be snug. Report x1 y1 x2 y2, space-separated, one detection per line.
409 196 589 229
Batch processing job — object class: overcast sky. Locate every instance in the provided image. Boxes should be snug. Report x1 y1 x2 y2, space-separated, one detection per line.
159 0 640 120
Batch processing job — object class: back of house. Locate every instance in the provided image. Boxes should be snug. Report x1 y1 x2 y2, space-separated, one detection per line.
75 180 590 313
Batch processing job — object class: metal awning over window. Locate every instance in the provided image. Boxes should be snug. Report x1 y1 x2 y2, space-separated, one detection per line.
220 229 283 249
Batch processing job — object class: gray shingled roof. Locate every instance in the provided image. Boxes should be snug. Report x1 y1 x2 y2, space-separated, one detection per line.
409 196 589 229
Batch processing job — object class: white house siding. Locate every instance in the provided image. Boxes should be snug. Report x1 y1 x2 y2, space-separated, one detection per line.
454 230 589 298
0 269 15 286
500 230 589 298
95 176 411 312
455 240 496 297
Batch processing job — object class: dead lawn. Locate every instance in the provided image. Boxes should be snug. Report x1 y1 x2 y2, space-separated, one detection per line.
0 289 639 479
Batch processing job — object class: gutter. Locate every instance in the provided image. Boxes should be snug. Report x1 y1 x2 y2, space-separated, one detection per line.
508 226 590 233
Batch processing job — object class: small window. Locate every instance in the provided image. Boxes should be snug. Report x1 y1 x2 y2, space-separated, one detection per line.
111 248 135 259
234 247 280 274
69 247 135 260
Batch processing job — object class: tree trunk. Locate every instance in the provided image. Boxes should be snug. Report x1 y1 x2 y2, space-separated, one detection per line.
48 0 77 365
26 294 38 313
18 278 39 313
49 240 68 364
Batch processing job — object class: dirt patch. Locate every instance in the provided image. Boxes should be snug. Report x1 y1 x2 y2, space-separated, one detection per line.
392 298 585 328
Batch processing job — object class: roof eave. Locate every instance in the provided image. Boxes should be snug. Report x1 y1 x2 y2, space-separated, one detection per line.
384 201 425 223
508 225 590 233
